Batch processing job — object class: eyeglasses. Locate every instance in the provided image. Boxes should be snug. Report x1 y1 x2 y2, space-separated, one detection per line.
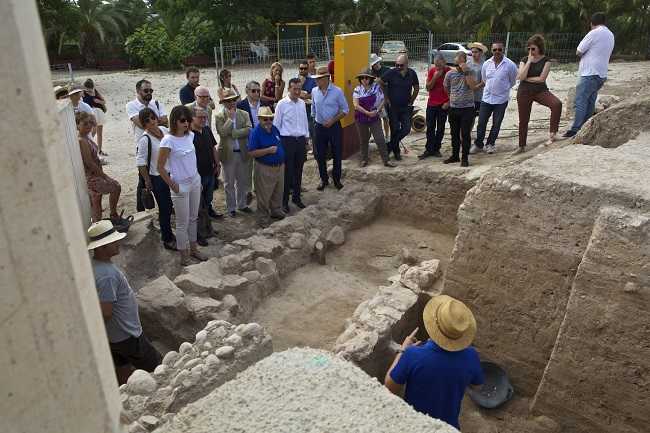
528 47 537 51
142 88 154 94
299 67 308 70
395 63 405 68
178 118 189 123
492 48 503 52
249 88 260 93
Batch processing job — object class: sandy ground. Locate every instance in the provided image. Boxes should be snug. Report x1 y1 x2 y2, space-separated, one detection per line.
52 60 650 217
250 216 456 352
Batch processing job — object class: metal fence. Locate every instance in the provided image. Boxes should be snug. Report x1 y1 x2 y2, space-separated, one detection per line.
213 32 584 93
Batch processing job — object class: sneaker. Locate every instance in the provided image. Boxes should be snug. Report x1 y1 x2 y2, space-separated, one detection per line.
562 130 576 138
486 145 495 154
443 156 460 164
469 144 483 154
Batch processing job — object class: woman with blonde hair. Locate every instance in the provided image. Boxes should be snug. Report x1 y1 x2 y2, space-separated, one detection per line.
261 62 285 109
515 34 562 153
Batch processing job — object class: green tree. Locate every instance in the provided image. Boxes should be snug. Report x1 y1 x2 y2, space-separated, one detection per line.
76 0 128 65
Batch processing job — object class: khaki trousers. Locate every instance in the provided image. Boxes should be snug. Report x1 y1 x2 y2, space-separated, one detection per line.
254 161 284 219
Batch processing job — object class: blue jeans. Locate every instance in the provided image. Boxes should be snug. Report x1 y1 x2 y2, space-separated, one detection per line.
200 174 215 211
388 106 413 157
570 75 606 132
474 101 508 148
315 121 342 184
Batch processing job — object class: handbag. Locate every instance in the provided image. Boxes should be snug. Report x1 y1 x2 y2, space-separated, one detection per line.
140 134 156 210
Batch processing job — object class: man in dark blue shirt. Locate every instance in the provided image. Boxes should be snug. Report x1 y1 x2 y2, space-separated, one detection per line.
247 106 286 225
385 295 484 430
179 67 200 104
379 54 419 160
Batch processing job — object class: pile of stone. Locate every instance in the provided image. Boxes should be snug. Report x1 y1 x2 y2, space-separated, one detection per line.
120 320 272 433
334 259 442 379
137 184 382 349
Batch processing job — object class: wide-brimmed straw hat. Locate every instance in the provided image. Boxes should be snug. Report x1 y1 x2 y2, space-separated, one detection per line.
53 85 68 97
257 106 274 118
311 66 330 79
423 295 477 352
87 220 126 250
468 42 488 53
356 68 375 79
369 53 383 67
219 88 238 103
68 84 84 96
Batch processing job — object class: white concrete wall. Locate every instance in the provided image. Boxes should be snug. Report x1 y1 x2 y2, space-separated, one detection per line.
0 1 122 432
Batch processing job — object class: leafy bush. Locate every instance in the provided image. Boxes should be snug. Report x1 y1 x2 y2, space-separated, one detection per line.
125 22 173 68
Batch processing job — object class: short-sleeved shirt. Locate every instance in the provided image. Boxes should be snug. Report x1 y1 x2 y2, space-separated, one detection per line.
444 69 475 109
159 132 198 184
126 98 166 142
426 66 450 106
247 125 285 165
75 101 94 114
179 83 197 104
192 126 217 177
577 25 615 78
381 67 419 108
467 58 484 101
93 259 143 343
390 340 484 430
136 126 169 176
518 56 550 95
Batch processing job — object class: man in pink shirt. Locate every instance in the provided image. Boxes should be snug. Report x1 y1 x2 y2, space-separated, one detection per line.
420 55 450 159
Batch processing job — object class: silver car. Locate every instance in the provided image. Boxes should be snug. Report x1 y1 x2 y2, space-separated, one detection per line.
433 42 472 65
379 40 408 64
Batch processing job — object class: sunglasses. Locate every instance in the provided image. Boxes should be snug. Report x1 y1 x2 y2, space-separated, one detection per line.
492 48 503 52
178 118 189 123
299 67 308 70
261 118 273 122
142 88 154 94
395 64 405 68
249 89 260 93
528 47 537 51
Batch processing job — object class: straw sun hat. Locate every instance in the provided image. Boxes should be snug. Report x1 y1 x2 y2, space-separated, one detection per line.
468 42 489 53
257 106 274 118
87 220 126 251
310 66 330 79
423 295 477 352
219 88 238 103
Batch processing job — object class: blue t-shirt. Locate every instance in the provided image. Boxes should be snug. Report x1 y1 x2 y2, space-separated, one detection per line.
390 340 484 429
301 76 317 116
247 125 285 165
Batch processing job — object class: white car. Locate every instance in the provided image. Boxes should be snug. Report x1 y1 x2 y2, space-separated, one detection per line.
433 42 472 65
379 40 408 64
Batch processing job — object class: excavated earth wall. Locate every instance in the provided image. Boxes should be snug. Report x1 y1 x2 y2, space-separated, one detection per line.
443 137 650 431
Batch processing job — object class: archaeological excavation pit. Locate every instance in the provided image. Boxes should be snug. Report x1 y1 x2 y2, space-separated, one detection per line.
116 134 650 433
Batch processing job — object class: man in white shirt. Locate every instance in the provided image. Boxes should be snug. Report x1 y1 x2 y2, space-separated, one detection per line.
274 78 309 213
471 42 518 155
563 12 615 137
68 85 93 114
126 79 168 212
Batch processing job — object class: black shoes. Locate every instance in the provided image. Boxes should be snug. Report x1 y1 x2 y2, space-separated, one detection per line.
163 240 177 251
270 213 285 220
282 204 290 214
208 208 223 219
562 130 576 138
197 237 209 247
229 211 236 218
418 152 432 160
460 159 469 167
431 151 442 157
239 207 253 214
333 181 344 190
317 182 329 191
292 199 306 209
443 156 460 164
394 154 402 161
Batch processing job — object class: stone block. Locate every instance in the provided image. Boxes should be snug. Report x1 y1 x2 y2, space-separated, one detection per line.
326 226 345 246
137 275 191 345
184 296 224 323
249 236 283 258
126 370 157 395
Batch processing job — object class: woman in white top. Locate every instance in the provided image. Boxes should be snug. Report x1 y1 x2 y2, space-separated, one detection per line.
158 105 207 265
136 107 175 251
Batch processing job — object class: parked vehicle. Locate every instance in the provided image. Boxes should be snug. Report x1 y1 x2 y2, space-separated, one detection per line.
379 40 408 64
432 42 472 65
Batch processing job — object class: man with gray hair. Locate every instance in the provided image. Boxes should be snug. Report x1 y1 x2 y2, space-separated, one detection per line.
238 80 262 128
185 86 213 129
191 105 221 233
378 54 419 161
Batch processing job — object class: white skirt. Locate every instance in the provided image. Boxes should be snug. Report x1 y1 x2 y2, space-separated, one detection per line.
93 107 106 125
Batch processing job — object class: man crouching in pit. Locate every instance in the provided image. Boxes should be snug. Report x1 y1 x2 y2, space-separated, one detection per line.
89 220 161 384
385 295 484 430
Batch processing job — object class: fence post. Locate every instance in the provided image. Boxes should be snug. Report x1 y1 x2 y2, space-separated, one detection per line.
428 31 433 65
505 32 511 57
67 62 74 83
213 46 219 75
219 39 225 71
325 36 331 61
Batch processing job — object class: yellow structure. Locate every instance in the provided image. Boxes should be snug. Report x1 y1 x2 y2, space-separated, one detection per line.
333 31 371 158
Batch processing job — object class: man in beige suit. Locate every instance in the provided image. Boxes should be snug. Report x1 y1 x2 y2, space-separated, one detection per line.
215 89 253 217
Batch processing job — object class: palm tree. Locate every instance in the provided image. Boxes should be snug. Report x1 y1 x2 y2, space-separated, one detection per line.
75 0 128 65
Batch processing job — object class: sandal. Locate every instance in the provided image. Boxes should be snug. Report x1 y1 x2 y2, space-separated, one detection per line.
111 210 134 233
